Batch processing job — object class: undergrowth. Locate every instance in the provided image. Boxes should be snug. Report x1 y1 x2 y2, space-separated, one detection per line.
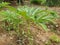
0 2 59 45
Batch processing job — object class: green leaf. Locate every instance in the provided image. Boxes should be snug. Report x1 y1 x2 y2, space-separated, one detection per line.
39 23 48 31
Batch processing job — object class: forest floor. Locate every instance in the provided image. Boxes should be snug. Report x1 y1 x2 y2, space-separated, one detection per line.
0 6 60 45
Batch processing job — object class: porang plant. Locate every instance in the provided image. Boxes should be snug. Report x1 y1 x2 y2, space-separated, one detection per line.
0 6 58 45
17 6 58 31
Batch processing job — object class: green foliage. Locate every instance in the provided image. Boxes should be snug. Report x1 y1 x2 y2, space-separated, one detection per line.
30 0 46 5
0 6 58 45
0 2 10 9
17 6 58 31
45 40 51 45
0 6 58 31
46 0 60 6
30 0 60 6
0 6 34 45
50 34 60 42
0 0 4 3
0 10 22 31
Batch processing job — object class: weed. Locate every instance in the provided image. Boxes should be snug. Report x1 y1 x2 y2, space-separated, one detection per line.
49 34 60 42
45 40 51 45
